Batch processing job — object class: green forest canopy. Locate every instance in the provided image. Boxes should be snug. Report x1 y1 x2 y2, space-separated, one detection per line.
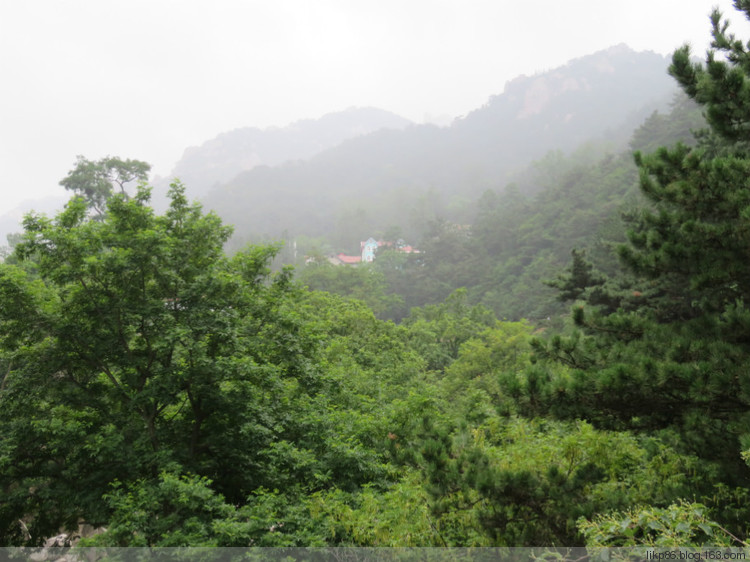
2 1 750 549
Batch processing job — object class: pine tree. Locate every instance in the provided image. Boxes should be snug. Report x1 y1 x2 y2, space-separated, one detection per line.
526 2 750 532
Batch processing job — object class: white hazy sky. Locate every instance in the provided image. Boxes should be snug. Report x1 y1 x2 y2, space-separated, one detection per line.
1 0 749 214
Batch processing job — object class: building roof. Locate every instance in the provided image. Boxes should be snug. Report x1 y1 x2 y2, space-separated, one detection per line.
336 253 362 264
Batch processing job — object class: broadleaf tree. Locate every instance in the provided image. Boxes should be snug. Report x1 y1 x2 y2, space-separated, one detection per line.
59 155 151 217
0 182 350 545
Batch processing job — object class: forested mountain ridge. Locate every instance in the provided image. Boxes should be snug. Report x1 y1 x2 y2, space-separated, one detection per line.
1 46 672 252
163 107 413 201
296 92 706 322
200 45 676 248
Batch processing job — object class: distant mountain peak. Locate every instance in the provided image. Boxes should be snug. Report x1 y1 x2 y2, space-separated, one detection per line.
602 42 635 54
467 45 672 127
185 45 678 249
167 107 412 199
504 44 660 91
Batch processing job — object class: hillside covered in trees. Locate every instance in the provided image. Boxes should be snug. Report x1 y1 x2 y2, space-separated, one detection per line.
199 45 675 251
3 3 750 551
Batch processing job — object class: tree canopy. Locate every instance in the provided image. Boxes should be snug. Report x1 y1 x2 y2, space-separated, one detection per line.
59 156 151 217
0 184 360 544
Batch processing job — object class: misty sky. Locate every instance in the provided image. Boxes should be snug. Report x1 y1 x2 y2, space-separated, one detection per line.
2 0 749 215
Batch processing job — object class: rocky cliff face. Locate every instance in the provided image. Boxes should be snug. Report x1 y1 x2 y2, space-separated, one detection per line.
450 44 674 164
506 44 648 118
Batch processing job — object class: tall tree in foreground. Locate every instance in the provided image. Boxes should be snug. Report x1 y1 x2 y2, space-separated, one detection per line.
524 1 750 539
0 184 355 545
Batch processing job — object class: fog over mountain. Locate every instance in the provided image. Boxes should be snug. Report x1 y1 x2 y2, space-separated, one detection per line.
195 46 676 248
163 107 413 200
0 46 674 249
451 45 673 168
4 0 746 217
